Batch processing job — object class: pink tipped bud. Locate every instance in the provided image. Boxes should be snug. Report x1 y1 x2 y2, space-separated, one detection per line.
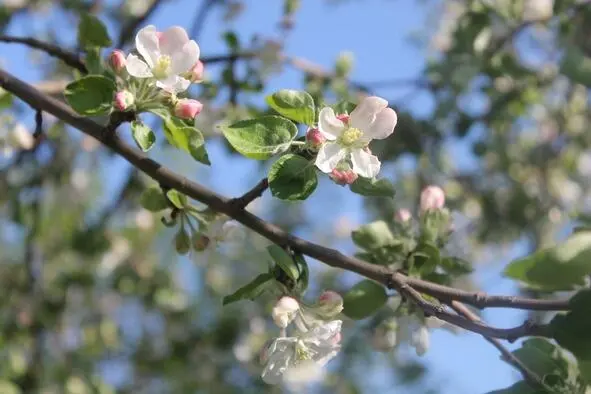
272 296 300 328
420 185 445 212
330 332 342 345
188 60 205 82
306 127 326 147
109 50 126 73
395 208 412 223
174 99 203 120
330 169 358 186
336 114 350 124
114 90 134 111
317 290 343 317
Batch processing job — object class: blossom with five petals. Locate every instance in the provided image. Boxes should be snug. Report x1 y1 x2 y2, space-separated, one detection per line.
314 96 397 178
126 25 200 93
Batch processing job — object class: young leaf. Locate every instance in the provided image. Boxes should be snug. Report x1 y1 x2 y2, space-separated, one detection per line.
343 279 387 320
352 221 395 250
222 273 274 305
131 121 156 152
150 110 206 163
485 381 542 394
410 242 441 275
166 189 188 209
350 177 395 198
140 187 168 212
267 245 300 281
64 76 116 116
175 228 190 255
511 338 570 380
190 143 211 165
268 154 317 201
78 13 112 49
265 89 316 125
440 256 473 275
0 89 13 110
504 232 591 291
220 116 298 160
550 290 591 362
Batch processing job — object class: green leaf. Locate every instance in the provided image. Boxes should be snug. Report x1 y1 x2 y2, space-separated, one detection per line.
504 232 591 291
268 154 317 201
332 100 356 115
267 245 301 282
0 381 21 394
150 110 206 162
343 279 387 320
64 75 116 116
511 338 570 380
222 273 273 305
350 177 395 198
579 359 591 383
440 256 473 275
550 290 591 361
140 187 168 212
560 46 591 87
190 144 211 165
292 253 309 294
485 381 541 394
0 88 13 110
410 242 441 275
166 189 188 209
265 89 316 125
131 121 156 152
220 116 298 160
175 227 190 255
77 13 112 49
352 221 395 250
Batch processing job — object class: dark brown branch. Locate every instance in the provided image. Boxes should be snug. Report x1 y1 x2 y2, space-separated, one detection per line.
0 35 87 73
449 301 554 392
0 68 572 316
116 0 167 48
229 178 269 210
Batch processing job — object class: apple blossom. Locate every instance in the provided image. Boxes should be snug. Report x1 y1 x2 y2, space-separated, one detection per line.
272 296 300 328
187 60 204 82
174 98 203 119
315 96 397 178
330 168 358 185
395 208 412 223
109 50 126 73
196 215 244 253
305 127 325 148
114 90 134 111
261 320 342 385
316 291 343 317
420 185 445 212
126 25 200 93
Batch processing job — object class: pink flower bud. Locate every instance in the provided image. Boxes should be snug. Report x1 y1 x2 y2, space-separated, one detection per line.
317 290 343 317
336 114 350 124
395 208 412 223
174 99 203 120
306 127 326 147
109 50 126 73
420 185 445 212
330 332 342 345
272 296 299 328
114 90 134 111
188 60 205 82
330 169 358 186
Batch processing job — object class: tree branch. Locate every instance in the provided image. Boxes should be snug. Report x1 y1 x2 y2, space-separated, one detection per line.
0 68 572 318
449 301 554 392
229 178 269 210
0 35 87 73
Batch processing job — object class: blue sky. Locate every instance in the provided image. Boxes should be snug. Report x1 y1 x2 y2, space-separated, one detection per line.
0 0 536 392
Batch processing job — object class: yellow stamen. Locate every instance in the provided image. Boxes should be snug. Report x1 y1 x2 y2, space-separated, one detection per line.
340 128 362 146
153 55 172 79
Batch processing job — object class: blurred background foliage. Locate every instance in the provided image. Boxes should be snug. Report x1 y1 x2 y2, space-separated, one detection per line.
0 0 590 393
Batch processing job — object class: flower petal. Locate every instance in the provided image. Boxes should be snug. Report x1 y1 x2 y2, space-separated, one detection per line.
159 26 190 56
350 96 388 131
351 148 381 178
135 25 159 68
318 107 345 140
314 143 346 173
363 107 397 140
261 338 296 385
125 54 153 78
171 40 200 75
156 76 190 93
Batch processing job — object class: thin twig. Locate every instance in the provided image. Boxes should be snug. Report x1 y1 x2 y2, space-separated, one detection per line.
450 301 555 393
116 0 167 48
229 178 269 210
0 68 572 318
0 35 87 73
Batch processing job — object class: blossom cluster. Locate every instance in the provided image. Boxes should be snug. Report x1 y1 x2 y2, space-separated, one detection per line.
261 292 344 386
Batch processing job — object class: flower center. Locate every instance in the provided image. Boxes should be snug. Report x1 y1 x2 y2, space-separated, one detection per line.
340 127 362 146
294 340 312 362
153 55 172 79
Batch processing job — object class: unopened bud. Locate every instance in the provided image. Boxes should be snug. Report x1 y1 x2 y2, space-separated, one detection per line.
109 50 126 73
174 98 203 120
192 233 210 251
420 185 445 212
371 320 398 352
175 228 190 255
330 168 358 186
316 291 343 317
272 296 300 328
411 326 430 356
395 208 412 223
188 60 205 82
336 114 350 124
114 90 134 111
305 128 326 148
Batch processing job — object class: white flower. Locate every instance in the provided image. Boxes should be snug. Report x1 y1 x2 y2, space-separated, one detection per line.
411 325 430 356
314 96 397 178
126 25 200 93
196 215 244 251
261 320 342 385
272 297 300 328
